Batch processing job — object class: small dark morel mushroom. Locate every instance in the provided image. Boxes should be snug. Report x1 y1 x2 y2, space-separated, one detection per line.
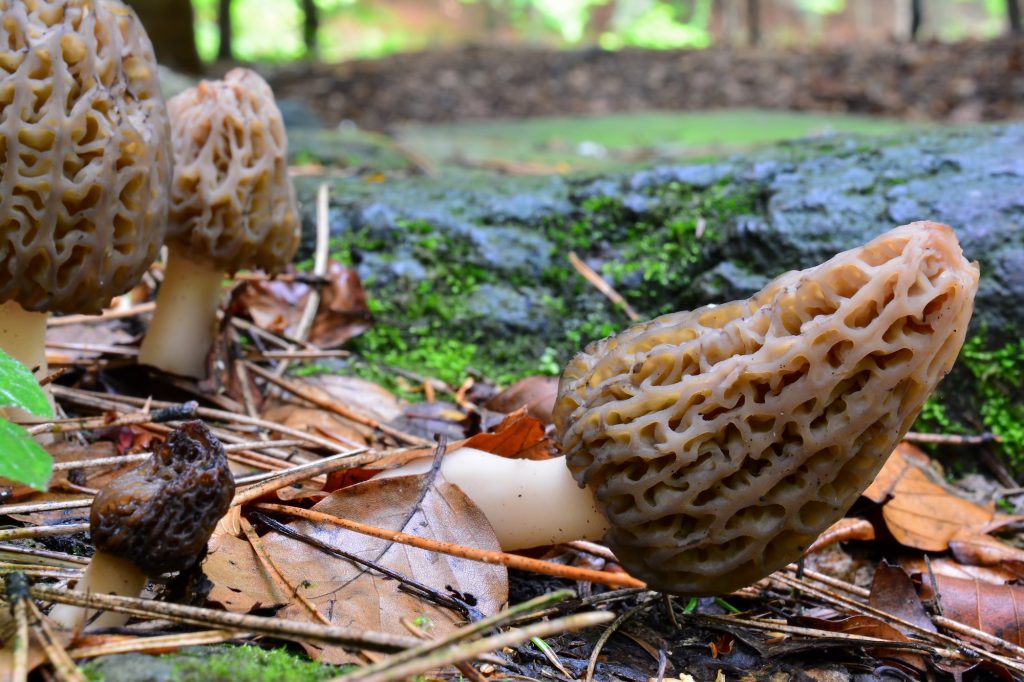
49 421 234 630
386 221 980 596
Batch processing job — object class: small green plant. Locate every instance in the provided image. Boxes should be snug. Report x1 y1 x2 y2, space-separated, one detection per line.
0 348 52 490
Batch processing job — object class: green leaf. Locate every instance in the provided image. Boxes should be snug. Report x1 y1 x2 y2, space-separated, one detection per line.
0 419 52 490
0 347 52 418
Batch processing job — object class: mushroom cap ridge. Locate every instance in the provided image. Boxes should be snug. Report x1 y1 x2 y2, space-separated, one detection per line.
0 0 171 313
554 222 979 596
164 68 299 274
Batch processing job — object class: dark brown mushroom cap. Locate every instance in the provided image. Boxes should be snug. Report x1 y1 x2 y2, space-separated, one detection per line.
0 0 171 314
554 222 979 596
90 421 234 575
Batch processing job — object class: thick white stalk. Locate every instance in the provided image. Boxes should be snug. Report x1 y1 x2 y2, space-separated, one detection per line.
377 448 610 550
47 551 146 631
138 250 224 379
0 299 47 376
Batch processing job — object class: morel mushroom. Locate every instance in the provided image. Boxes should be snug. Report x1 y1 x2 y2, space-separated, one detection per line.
388 221 979 596
138 68 300 378
0 0 171 375
48 421 234 630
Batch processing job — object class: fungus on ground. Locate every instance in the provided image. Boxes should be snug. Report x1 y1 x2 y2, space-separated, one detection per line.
385 221 980 596
0 0 171 376
138 68 300 379
48 421 235 630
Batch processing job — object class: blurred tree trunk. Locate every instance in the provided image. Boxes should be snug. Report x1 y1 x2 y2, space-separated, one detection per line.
125 0 202 74
746 0 760 46
1009 0 1022 35
302 0 320 58
217 0 233 61
909 0 923 42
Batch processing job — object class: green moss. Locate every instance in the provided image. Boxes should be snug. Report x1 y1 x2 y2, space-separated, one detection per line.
83 645 348 682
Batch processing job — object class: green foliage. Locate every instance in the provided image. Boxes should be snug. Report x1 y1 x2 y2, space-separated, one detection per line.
959 335 1024 466
83 645 348 682
0 348 52 491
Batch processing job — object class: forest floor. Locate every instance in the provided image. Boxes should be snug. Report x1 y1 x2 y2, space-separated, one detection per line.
2 110 1024 682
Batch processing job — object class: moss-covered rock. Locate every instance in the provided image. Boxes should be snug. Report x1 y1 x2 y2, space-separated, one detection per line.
293 123 1024 465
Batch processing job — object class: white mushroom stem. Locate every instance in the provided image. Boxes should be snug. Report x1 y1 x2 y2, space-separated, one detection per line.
0 299 47 377
138 250 225 379
376 447 610 550
47 551 146 631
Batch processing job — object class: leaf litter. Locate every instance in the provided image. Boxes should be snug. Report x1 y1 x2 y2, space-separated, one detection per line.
1 190 1024 679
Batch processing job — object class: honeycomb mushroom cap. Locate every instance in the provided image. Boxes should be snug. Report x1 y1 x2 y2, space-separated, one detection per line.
165 68 299 274
0 0 171 314
90 421 235 575
554 222 979 596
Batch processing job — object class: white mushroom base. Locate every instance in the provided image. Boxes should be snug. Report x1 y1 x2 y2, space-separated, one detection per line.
376 447 611 550
47 551 147 631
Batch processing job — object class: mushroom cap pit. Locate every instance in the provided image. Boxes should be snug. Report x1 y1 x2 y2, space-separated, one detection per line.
554 221 980 596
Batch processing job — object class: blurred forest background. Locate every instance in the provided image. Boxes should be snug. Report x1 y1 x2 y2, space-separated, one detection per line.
127 0 1023 73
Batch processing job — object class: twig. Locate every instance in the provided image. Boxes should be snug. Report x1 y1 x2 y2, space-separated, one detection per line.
340 591 577 682
246 349 351 361
66 630 241 659
254 503 646 590
585 598 653 682
244 362 431 446
25 401 199 435
0 523 90 541
231 448 376 506
5 573 31 682
903 431 1002 445
44 341 138 356
47 302 156 327
19 584 422 652
24 598 87 681
568 251 640 321
332 612 614 682
238 516 328 623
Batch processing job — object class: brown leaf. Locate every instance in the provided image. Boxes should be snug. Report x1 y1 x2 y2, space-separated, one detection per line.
871 444 992 551
205 533 287 613
868 561 937 635
459 407 555 460
232 261 371 348
792 615 927 672
484 376 559 425
899 556 1023 585
862 442 931 503
948 528 1024 573
916 573 1024 646
255 476 507 663
805 517 875 554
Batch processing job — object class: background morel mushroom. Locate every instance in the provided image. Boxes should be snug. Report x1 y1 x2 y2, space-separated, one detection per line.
387 221 979 596
138 68 300 378
48 421 235 630
0 0 171 375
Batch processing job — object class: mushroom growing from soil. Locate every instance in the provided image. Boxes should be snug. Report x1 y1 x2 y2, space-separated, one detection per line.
48 421 234 630
0 0 171 376
384 221 979 596
138 68 300 378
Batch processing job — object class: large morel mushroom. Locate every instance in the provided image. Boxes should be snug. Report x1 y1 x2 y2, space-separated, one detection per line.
138 68 300 378
388 221 979 597
0 0 171 374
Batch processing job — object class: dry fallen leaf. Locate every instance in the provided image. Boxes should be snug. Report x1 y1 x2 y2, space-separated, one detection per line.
252 475 507 663
791 614 927 672
916 573 1024 646
205 532 287 613
899 556 1023 585
866 444 993 552
484 376 559 425
868 561 937 635
948 528 1024 574
232 260 371 348
805 517 875 555
460 407 555 460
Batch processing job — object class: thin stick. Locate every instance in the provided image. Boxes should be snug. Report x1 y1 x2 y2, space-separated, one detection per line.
903 431 1001 445
51 385 357 454
44 341 138 356
333 612 614 682
254 503 646 589
48 302 156 327
0 523 90 541
246 350 351 361
22 584 420 652
5 574 30 682
24 400 198 435
585 599 652 682
245 362 431 446
67 630 241 659
25 598 88 682
568 251 640 321
0 544 89 567
231 448 376 506
340 591 576 682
